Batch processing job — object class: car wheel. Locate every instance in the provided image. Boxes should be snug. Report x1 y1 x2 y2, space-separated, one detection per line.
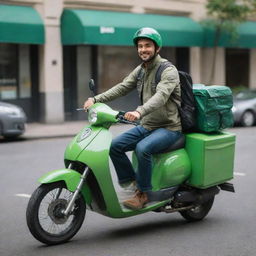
241 110 255 127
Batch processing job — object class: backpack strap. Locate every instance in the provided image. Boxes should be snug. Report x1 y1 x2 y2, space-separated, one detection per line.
136 67 145 104
156 61 181 109
137 67 144 81
155 61 173 85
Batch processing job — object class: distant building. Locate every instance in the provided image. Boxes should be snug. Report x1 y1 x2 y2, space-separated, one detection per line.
0 0 255 123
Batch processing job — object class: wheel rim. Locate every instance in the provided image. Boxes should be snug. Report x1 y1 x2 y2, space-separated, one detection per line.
242 111 254 126
38 187 76 235
48 199 68 224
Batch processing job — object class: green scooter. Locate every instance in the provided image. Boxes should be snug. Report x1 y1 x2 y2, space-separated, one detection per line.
26 82 236 245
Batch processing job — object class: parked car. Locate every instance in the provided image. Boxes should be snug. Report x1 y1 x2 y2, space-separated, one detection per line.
0 101 27 138
232 90 256 127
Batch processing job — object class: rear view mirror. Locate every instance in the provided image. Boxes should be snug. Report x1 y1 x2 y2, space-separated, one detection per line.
89 79 95 95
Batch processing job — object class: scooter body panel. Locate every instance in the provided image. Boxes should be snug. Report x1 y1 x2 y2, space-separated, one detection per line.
132 149 191 191
152 149 191 190
64 125 103 161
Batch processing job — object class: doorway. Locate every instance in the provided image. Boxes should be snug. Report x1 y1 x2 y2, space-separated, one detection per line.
226 48 249 89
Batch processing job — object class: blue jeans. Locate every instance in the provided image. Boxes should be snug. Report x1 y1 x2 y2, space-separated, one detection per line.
110 125 182 192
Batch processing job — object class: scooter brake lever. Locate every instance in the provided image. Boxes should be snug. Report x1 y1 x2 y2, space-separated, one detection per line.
76 108 88 113
117 116 138 126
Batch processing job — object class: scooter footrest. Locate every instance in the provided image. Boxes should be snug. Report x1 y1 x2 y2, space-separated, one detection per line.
218 182 235 192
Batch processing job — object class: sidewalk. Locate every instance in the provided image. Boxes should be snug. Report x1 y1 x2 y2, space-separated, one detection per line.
22 120 88 140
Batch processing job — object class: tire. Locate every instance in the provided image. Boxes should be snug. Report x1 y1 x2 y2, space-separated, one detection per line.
241 110 255 127
26 182 86 245
179 197 214 222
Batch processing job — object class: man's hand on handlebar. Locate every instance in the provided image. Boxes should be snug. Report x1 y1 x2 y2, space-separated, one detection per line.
124 111 141 121
83 97 95 110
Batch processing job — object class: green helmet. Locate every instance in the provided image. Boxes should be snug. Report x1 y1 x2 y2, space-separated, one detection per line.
133 27 162 48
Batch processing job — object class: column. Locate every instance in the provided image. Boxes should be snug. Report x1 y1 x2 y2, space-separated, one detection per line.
36 0 64 123
249 49 256 89
201 47 225 85
214 47 225 85
190 47 201 84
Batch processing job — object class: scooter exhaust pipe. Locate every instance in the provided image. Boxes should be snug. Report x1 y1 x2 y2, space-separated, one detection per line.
174 186 220 204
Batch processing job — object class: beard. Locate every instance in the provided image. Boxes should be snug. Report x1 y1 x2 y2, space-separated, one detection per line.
139 53 156 63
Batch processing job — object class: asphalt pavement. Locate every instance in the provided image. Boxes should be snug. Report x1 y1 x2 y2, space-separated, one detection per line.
1 126 256 256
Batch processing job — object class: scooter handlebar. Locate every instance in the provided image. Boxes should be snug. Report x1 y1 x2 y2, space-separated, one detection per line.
117 112 138 126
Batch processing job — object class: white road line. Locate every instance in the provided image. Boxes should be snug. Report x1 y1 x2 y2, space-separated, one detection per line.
15 193 31 198
234 172 246 177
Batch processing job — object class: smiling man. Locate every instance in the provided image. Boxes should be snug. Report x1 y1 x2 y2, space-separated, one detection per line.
83 27 182 210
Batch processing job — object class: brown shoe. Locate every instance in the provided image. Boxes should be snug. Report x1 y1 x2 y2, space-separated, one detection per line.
123 190 149 210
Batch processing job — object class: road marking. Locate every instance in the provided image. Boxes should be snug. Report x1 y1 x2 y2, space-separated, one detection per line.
15 193 31 198
234 172 246 177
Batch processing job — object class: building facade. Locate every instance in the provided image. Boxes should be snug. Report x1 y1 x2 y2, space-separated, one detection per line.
0 0 256 123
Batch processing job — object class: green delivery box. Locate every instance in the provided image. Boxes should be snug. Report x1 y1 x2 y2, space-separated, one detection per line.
185 131 236 188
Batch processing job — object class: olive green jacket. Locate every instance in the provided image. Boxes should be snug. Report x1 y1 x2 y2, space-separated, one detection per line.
94 55 181 131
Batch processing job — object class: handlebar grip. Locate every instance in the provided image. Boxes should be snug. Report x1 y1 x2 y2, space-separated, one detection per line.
116 111 139 126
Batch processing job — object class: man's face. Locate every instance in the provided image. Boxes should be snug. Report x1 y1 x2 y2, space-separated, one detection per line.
137 38 159 62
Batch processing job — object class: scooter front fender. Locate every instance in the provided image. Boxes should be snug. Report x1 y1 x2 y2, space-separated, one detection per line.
38 169 80 191
38 169 92 204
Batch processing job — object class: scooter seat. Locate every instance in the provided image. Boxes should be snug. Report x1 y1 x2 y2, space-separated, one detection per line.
157 134 185 154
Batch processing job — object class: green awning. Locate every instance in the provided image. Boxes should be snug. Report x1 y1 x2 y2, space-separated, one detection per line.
61 9 203 47
204 21 256 48
0 5 45 44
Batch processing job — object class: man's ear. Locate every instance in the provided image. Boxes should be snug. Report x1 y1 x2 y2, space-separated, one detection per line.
156 47 161 54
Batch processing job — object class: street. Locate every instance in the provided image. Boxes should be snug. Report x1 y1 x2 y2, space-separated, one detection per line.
0 125 256 256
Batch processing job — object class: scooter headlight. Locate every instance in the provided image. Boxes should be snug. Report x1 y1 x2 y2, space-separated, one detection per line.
88 108 98 124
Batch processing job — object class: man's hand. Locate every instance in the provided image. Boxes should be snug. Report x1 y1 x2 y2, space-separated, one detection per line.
124 111 141 121
83 98 95 110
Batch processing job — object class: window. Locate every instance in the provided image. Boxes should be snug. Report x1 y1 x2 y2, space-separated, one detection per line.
19 44 31 98
0 43 31 100
0 44 18 99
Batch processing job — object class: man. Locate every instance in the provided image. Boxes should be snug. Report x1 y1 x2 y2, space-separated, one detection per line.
84 27 182 210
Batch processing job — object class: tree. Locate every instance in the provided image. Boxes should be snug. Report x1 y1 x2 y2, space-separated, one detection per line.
203 0 256 84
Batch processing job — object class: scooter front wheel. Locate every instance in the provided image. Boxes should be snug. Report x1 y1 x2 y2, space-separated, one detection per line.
179 197 215 222
26 182 86 245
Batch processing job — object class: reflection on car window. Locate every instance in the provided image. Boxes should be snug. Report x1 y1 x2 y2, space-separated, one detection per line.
235 91 256 100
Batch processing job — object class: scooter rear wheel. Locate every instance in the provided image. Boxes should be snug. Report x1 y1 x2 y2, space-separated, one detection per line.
26 182 86 245
179 197 215 221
